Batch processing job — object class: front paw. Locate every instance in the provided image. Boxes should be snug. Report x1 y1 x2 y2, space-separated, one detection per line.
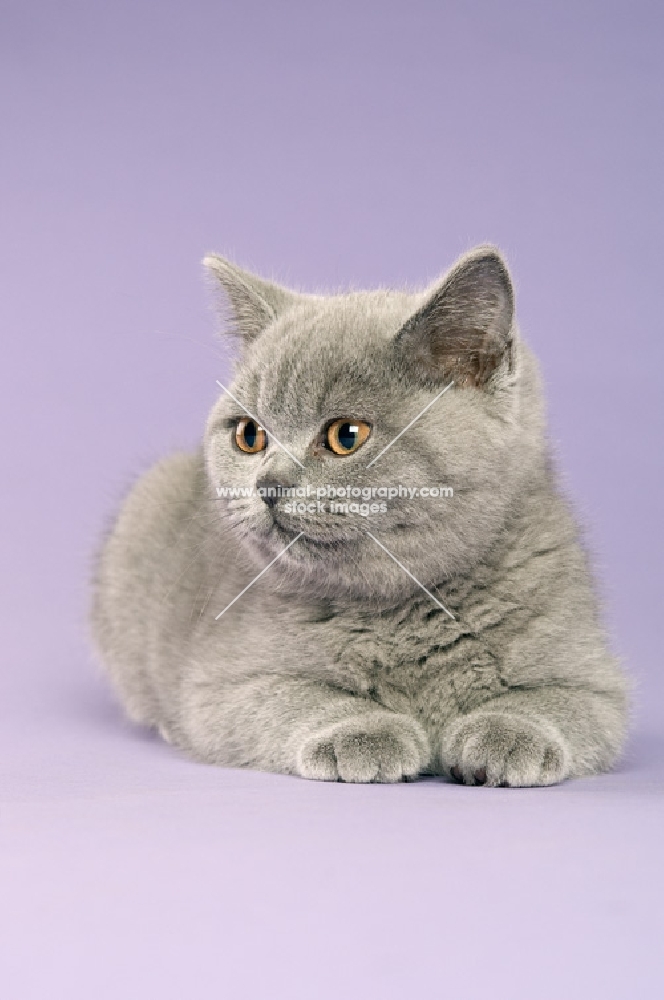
441 711 571 787
297 712 430 783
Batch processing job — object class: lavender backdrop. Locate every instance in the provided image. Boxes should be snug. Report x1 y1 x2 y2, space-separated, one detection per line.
1 2 663 998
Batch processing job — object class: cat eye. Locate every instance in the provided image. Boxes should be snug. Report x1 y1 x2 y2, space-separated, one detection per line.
325 418 372 456
234 418 267 454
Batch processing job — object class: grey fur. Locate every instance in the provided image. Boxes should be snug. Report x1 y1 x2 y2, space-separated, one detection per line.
91 246 629 786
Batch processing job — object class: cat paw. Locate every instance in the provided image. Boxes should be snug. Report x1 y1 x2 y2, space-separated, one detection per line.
440 711 571 787
297 712 430 783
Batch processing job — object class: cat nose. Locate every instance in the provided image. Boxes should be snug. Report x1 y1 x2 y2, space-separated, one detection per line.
257 476 294 509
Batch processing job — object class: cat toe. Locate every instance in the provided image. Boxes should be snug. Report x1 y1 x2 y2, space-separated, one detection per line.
297 712 430 783
442 711 570 787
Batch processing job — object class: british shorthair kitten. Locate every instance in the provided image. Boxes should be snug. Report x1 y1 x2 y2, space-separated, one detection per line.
92 246 628 785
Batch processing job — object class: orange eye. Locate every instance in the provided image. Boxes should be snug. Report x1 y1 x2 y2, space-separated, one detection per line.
325 418 371 456
235 418 267 454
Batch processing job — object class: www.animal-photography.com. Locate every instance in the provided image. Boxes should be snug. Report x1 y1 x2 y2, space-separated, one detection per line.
2 3 662 998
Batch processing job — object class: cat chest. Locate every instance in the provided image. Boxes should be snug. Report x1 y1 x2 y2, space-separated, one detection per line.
318 597 513 718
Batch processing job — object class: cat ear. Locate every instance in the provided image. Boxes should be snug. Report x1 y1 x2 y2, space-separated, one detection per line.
204 254 297 342
394 246 515 388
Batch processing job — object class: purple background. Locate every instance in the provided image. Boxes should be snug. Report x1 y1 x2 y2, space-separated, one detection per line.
2 2 663 997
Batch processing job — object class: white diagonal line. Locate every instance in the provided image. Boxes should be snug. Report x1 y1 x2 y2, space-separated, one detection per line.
215 531 304 620
365 380 454 469
364 530 456 620
216 380 305 469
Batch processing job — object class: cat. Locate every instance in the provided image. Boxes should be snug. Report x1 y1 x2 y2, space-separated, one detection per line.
91 245 629 786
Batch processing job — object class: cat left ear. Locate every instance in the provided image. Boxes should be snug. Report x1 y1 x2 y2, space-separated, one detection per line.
204 254 297 343
394 246 515 388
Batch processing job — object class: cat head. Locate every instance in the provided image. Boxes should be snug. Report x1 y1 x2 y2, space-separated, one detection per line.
203 247 546 604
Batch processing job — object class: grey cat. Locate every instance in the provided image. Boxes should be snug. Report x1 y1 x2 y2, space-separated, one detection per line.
92 246 629 786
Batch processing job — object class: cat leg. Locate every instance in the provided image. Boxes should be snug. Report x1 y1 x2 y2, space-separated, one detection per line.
175 675 431 782
439 686 627 787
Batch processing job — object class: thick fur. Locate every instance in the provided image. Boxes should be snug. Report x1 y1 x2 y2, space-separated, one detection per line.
91 247 629 785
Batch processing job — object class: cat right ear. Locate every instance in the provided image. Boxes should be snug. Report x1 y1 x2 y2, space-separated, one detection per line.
394 246 515 388
204 255 297 343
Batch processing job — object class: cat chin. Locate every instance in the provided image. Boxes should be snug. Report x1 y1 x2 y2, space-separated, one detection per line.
249 519 357 553
239 526 446 606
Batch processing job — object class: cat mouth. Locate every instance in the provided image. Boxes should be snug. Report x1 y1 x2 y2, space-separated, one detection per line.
266 513 359 548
